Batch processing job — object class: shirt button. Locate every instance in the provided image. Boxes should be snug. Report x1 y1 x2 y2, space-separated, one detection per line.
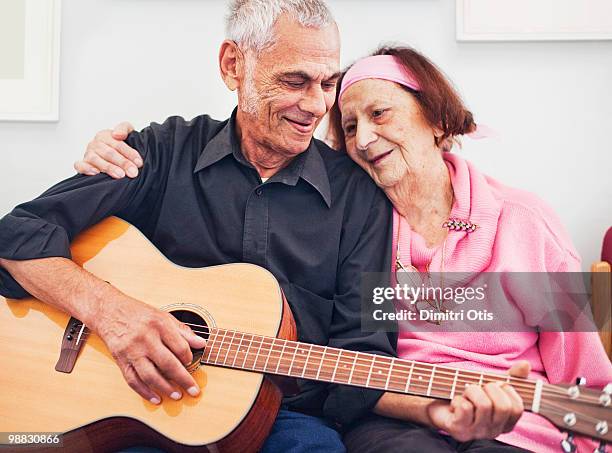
256 188 263 196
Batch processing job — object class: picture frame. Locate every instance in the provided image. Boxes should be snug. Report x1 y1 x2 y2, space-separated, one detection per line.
0 0 61 122
456 0 612 42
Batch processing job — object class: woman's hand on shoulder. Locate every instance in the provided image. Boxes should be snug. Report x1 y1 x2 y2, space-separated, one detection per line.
74 122 142 179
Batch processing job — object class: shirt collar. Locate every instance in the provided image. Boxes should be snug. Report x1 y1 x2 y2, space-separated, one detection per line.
193 111 241 173
194 108 332 208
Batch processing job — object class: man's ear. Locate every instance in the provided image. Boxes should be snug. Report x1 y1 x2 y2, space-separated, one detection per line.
219 40 244 91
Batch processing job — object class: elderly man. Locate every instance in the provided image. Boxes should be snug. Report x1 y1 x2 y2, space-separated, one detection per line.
0 1 395 451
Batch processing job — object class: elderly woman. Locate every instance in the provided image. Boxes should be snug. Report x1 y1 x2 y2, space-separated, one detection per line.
328 46 612 453
76 46 611 453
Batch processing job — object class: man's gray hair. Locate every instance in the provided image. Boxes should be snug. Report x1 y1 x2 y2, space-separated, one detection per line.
226 0 335 52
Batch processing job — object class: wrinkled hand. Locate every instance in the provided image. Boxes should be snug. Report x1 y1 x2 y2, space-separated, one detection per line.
75 122 142 179
426 361 530 442
93 294 207 405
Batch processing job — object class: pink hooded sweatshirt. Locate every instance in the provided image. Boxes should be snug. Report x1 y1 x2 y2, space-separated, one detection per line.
392 153 612 453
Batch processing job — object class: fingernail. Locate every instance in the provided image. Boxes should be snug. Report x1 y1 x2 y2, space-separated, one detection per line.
127 166 138 177
85 169 99 176
187 386 200 397
150 397 161 405
112 169 125 178
135 157 143 167
170 391 182 400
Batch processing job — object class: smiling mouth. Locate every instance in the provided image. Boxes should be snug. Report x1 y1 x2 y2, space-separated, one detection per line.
368 150 393 165
284 117 315 134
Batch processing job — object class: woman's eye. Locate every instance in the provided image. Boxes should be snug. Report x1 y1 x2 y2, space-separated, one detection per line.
344 125 356 135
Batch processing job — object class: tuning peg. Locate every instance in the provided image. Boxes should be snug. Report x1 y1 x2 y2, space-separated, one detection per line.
601 391 611 407
561 433 577 453
593 441 607 453
576 376 587 386
600 383 612 407
596 421 609 436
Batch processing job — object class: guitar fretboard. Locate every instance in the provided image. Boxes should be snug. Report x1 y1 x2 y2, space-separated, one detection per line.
201 328 537 405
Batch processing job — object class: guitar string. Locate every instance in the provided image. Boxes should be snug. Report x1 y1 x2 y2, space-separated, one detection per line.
77 328 542 394
77 322 540 391
191 327 608 402
76 324 602 402
77 327 604 404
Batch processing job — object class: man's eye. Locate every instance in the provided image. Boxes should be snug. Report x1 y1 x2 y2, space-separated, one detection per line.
372 109 387 118
344 124 356 135
322 82 337 90
285 81 305 88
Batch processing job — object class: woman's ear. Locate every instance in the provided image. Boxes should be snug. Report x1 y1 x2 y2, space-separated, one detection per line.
432 126 444 148
433 127 455 152
219 40 245 91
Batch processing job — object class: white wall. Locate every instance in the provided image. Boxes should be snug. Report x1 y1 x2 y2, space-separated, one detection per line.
1 0 610 269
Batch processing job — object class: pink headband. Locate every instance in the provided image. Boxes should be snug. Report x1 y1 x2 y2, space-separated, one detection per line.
338 54 494 140
338 55 420 108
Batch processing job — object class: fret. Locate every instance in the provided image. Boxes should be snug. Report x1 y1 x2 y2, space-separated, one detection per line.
252 335 265 371
349 356 368 386
301 344 314 378
450 369 459 399
305 345 324 380
531 380 543 413
211 329 229 364
202 329 218 363
232 332 248 367
263 337 276 372
274 339 288 374
315 347 328 380
384 358 395 390
240 333 255 369
427 365 436 396
365 356 375 387
225 331 239 366
347 352 359 385
330 350 342 382
368 356 388 388
506 375 511 384
405 362 414 393
478 372 484 388
287 341 300 376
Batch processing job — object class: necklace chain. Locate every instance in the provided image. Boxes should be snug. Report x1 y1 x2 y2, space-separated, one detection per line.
395 216 449 324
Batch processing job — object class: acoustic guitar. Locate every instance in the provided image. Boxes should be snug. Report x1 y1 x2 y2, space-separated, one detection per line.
1 218 610 452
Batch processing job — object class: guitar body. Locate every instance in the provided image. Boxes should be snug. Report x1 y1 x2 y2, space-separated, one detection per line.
0 217 297 452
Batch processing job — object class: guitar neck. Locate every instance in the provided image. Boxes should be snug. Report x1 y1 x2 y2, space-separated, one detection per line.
202 327 538 408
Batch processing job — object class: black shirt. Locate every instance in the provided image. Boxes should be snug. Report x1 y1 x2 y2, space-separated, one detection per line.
0 110 396 426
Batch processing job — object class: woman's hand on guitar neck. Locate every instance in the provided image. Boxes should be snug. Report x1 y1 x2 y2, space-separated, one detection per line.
425 361 530 441
92 292 207 405
374 361 530 442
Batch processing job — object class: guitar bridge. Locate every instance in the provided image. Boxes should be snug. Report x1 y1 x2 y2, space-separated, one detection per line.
55 316 89 373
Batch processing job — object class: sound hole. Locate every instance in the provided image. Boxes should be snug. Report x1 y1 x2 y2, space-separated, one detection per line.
170 309 208 371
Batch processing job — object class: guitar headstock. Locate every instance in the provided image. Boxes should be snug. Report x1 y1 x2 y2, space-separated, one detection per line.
538 381 611 447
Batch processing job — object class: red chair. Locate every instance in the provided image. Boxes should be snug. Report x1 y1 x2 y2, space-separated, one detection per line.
592 227 612 360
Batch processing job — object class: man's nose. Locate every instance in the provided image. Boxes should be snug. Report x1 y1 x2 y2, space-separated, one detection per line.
298 85 327 118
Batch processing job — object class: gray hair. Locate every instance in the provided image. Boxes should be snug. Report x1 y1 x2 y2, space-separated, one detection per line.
226 0 335 53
